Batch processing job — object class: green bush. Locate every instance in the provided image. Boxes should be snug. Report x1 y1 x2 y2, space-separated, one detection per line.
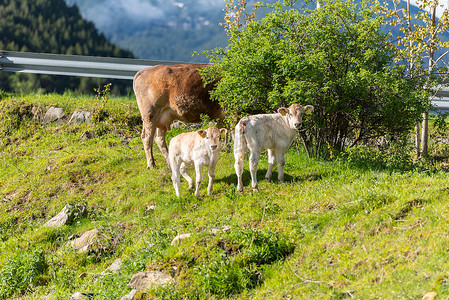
203 0 427 157
0 249 48 298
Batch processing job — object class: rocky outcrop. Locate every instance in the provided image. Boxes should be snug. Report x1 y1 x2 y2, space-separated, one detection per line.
70 228 99 253
43 204 86 227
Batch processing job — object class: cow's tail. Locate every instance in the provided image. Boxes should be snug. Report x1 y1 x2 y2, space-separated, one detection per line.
234 118 248 191
234 118 248 160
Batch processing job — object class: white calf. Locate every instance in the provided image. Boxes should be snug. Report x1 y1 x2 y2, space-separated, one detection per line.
234 104 314 191
169 127 227 197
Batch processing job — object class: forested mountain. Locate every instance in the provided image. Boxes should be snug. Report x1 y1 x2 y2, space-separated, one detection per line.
65 0 232 62
65 0 313 62
0 0 134 93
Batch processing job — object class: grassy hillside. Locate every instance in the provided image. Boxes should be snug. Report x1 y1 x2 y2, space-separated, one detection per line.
1 91 449 299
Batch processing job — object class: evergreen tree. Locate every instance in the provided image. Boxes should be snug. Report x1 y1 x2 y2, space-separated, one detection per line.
0 0 135 93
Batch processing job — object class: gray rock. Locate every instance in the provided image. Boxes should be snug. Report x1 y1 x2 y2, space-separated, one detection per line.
32 106 44 121
120 289 138 300
70 228 99 253
70 292 93 299
43 107 66 124
222 225 232 232
101 258 122 275
128 271 174 291
170 233 191 246
69 111 92 124
43 204 86 227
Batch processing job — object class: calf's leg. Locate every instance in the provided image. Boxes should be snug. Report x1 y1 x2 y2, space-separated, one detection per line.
275 150 286 183
194 163 203 197
265 149 276 181
170 160 181 197
207 165 216 195
180 162 194 189
249 151 261 191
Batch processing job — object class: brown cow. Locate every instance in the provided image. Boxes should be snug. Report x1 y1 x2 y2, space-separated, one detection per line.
133 63 224 169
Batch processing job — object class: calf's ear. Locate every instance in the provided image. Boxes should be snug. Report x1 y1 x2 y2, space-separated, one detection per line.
278 107 288 116
220 128 227 139
197 130 207 138
304 105 314 115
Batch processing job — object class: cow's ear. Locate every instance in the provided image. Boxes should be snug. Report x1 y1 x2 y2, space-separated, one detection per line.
278 107 288 116
197 130 207 138
220 128 227 139
304 105 314 115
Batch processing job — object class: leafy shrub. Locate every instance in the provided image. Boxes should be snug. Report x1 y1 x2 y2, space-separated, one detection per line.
342 142 416 171
202 0 427 156
0 249 48 298
89 223 125 263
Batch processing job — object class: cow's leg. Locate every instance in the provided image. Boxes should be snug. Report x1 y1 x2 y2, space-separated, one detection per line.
265 149 276 181
194 163 203 196
249 151 261 191
207 165 216 195
170 159 181 197
141 120 157 169
275 150 286 183
154 127 170 166
180 162 194 190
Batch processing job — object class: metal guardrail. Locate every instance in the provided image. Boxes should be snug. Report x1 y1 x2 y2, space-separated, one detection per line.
0 50 182 80
1 50 449 110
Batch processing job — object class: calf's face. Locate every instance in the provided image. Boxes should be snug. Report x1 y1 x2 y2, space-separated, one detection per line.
278 104 314 130
197 127 227 151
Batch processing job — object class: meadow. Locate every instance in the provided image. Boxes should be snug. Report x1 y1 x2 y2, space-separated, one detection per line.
1 91 449 299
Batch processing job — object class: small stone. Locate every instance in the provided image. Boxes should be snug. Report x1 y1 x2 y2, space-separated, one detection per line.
209 227 220 235
69 111 92 124
171 233 191 246
120 289 138 300
43 107 66 124
101 258 122 275
70 292 93 299
422 292 437 300
128 271 174 291
222 225 232 232
145 205 156 212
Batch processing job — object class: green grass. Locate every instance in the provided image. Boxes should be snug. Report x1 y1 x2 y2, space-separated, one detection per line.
1 92 449 299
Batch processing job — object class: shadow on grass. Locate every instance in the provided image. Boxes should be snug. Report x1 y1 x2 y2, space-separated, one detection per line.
215 168 324 187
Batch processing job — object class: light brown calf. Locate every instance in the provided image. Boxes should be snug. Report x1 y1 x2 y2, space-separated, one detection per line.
169 127 227 197
133 63 224 169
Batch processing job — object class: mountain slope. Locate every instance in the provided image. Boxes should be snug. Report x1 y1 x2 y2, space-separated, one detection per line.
66 0 229 62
